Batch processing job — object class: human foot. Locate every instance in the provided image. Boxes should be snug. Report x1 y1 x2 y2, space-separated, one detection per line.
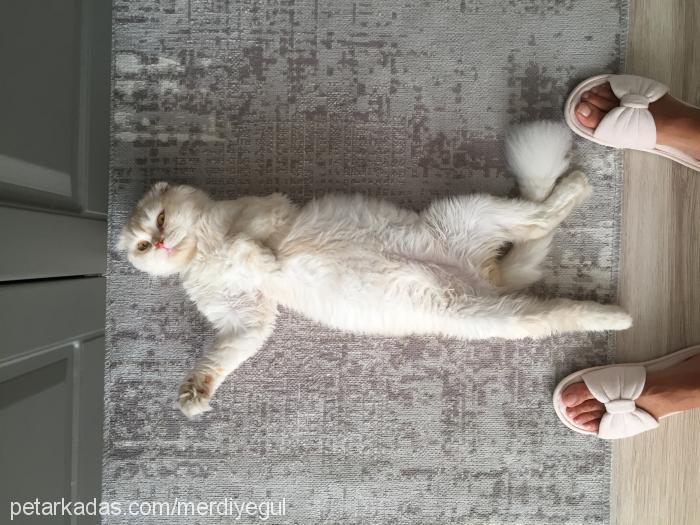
562 353 700 432
575 82 700 161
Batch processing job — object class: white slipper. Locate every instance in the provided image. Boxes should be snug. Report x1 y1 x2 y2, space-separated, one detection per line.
553 345 700 440
564 73 700 171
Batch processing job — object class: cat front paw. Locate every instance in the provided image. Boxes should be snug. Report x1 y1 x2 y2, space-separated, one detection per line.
178 370 215 418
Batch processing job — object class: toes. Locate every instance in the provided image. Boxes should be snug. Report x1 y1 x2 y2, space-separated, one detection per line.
574 83 620 129
178 381 212 418
178 394 212 419
561 382 595 407
590 82 618 102
178 370 217 418
580 419 601 432
582 90 618 111
561 384 605 433
566 398 605 418
575 101 605 128
573 409 605 426
179 373 213 398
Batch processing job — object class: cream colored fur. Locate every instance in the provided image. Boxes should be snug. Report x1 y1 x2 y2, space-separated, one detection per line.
119 121 631 418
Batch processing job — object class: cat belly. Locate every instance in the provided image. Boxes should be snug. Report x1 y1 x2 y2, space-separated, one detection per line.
266 247 488 336
269 196 492 334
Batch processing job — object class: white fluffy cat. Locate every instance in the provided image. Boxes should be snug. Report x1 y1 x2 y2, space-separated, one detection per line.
119 121 631 418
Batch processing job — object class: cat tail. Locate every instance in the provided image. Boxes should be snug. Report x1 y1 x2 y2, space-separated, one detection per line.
501 121 573 291
505 121 572 203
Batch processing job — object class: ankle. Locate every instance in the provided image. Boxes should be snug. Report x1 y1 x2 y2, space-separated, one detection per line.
637 366 700 419
651 97 700 151
656 116 700 145
636 379 673 419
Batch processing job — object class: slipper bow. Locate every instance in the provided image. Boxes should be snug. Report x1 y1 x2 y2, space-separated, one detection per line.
581 365 659 439
593 75 669 149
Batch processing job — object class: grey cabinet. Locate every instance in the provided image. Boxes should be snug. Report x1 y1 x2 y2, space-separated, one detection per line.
0 1 111 524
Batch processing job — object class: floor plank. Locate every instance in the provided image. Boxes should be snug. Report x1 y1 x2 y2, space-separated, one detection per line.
612 1 700 524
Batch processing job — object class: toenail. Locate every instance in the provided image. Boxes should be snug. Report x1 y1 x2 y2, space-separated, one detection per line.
563 393 576 404
578 103 591 117
582 92 590 99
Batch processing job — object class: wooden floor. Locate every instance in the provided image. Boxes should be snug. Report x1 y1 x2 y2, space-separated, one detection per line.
612 1 700 524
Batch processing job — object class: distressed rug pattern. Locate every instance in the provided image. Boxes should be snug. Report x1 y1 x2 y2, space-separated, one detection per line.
106 1 628 523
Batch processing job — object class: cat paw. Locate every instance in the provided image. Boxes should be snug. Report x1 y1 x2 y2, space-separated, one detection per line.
558 171 592 203
603 308 633 331
581 305 633 332
177 370 215 418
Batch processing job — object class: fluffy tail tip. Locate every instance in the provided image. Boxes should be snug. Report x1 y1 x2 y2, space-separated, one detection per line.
505 121 573 202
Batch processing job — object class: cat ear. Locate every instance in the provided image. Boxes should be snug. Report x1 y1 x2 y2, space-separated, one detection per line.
117 229 130 251
152 181 169 194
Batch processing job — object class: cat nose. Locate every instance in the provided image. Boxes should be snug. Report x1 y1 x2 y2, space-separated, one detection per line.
154 240 165 249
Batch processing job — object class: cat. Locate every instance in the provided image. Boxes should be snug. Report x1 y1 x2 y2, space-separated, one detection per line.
119 121 631 418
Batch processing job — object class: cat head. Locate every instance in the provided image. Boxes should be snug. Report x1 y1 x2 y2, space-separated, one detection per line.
119 182 209 276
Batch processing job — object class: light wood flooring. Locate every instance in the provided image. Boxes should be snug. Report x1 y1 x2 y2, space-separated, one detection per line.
612 1 700 524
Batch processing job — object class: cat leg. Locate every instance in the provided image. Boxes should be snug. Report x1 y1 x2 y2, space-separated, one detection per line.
494 171 591 289
178 297 277 418
497 234 553 291
429 293 631 340
517 170 591 240
508 296 632 338
421 172 590 287
422 171 590 250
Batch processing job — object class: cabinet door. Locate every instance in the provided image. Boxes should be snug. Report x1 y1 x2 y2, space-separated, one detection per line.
0 1 111 523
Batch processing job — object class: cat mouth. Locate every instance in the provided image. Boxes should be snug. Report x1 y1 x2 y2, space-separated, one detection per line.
155 240 178 255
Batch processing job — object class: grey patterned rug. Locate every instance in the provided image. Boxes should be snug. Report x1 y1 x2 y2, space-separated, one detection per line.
105 1 628 523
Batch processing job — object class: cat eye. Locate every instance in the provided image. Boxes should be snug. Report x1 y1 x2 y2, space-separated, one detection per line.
137 240 151 252
156 210 165 228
